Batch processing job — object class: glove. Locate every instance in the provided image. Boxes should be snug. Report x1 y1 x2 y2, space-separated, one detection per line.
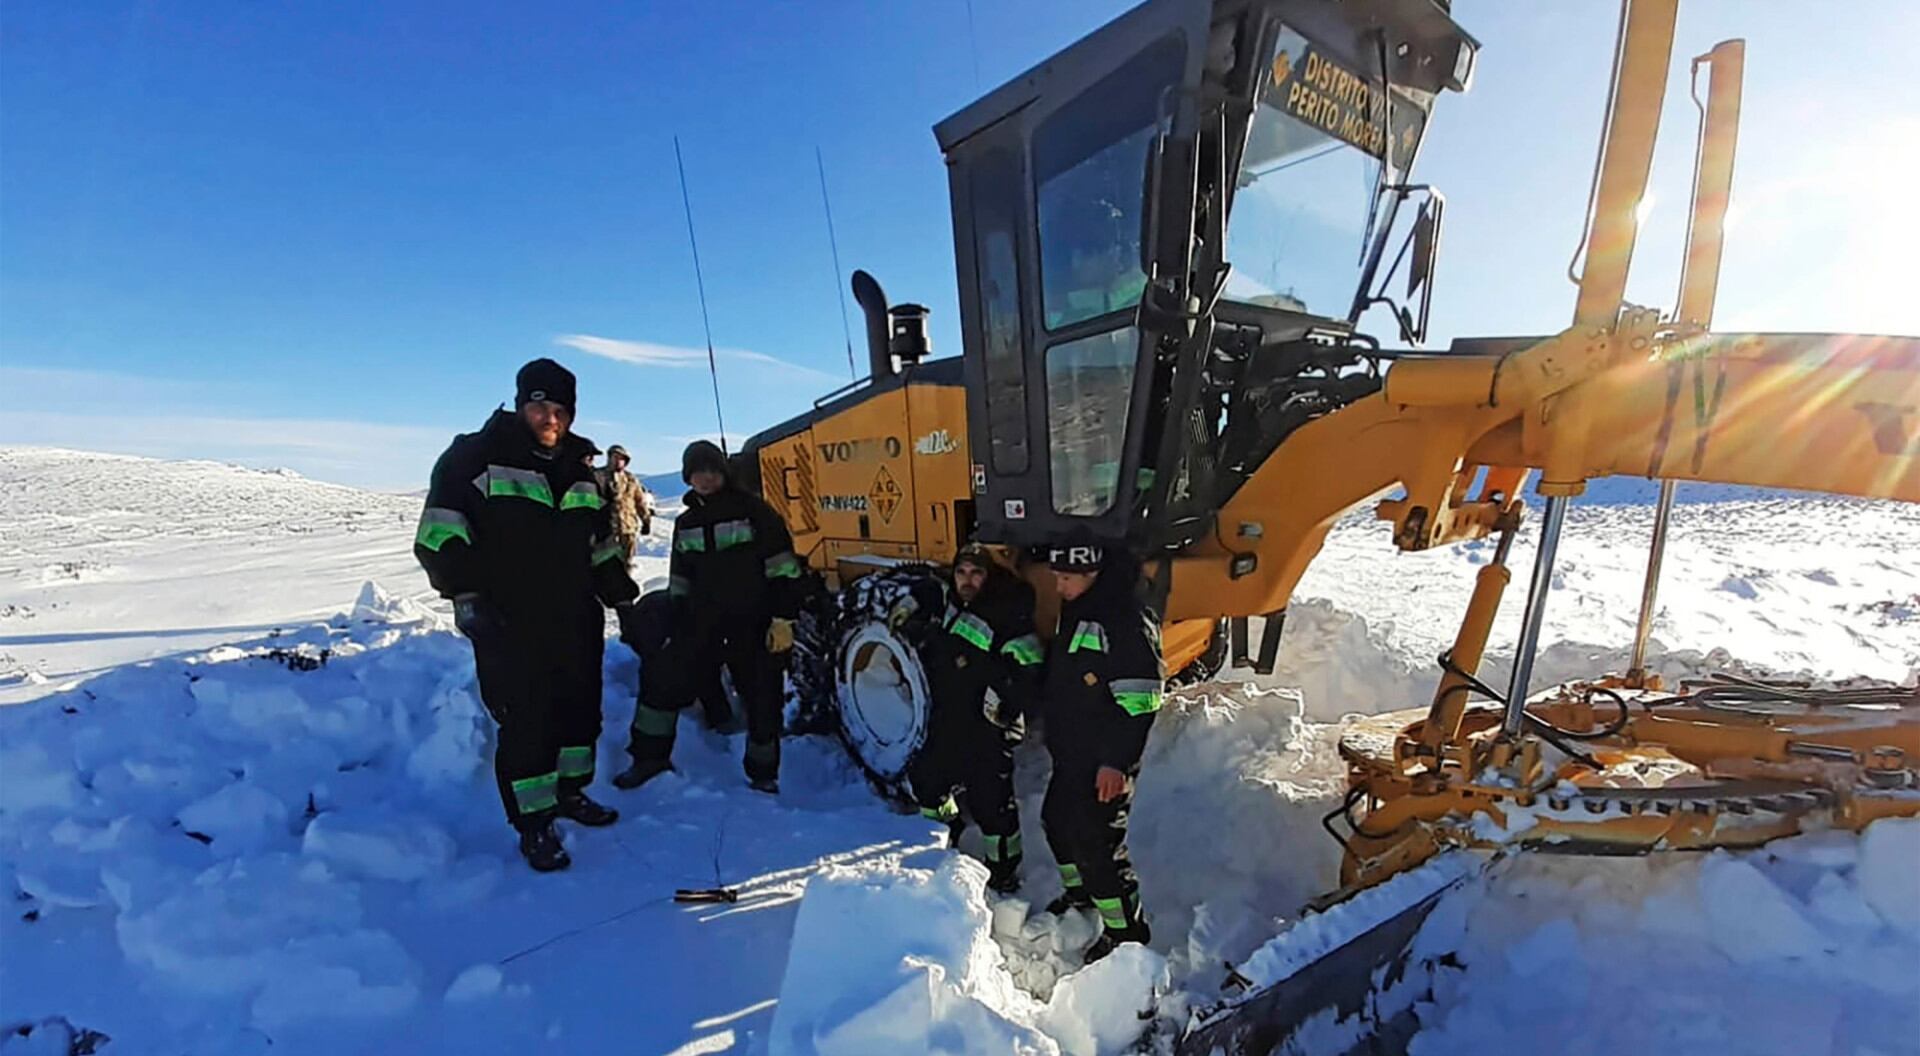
451 593 504 643
982 687 1009 727
766 617 796 654
886 596 919 631
981 687 1026 739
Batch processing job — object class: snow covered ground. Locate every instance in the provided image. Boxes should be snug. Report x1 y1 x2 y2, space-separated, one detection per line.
1 445 1915 1054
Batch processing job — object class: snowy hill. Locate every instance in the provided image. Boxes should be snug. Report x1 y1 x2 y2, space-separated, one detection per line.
0 446 1915 1054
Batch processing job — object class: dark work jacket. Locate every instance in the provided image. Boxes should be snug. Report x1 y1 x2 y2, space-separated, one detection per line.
668 485 803 629
1040 559 1165 774
413 411 639 632
922 572 1042 723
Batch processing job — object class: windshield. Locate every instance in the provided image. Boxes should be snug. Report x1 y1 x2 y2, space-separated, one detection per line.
1224 27 1426 319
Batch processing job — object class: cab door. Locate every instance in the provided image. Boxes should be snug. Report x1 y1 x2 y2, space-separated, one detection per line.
939 3 1208 548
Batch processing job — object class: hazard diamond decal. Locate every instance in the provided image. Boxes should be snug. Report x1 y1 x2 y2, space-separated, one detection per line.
869 465 903 525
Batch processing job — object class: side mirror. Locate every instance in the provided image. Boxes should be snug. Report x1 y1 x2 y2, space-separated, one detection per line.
1404 190 1445 344
1359 185 1445 346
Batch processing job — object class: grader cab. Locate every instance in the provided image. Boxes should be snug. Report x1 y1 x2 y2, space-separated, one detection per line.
737 0 1919 1049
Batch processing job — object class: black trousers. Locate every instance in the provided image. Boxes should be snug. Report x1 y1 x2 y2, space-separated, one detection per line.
1042 753 1142 934
471 624 604 829
909 699 1021 868
630 616 784 782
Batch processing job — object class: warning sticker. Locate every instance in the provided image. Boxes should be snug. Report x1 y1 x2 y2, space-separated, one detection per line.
869 465 903 525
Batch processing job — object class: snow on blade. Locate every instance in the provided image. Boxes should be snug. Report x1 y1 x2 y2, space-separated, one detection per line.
1234 853 1478 993
1406 822 1920 1056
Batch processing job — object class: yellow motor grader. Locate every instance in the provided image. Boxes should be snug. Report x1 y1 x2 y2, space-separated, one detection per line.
732 0 1919 1049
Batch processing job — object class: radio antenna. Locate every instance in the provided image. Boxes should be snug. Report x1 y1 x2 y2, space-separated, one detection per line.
674 135 729 453
816 147 858 379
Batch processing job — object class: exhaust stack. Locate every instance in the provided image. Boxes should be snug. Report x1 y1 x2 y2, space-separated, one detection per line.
850 270 895 381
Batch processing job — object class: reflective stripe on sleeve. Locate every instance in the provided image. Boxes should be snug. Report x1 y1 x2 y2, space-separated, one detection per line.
1000 633 1043 666
1067 620 1108 654
1110 678 1163 716
764 551 802 579
948 611 994 651
414 507 473 552
669 574 692 597
560 482 605 511
477 465 554 507
674 528 707 553
712 518 755 550
591 538 625 566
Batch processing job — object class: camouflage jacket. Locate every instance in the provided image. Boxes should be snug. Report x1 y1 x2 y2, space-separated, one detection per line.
599 467 645 537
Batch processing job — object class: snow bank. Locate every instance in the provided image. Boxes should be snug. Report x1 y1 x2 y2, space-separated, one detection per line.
0 610 486 1042
768 855 1055 1056
1408 820 1920 1055
1127 683 1348 976
1035 944 1169 1056
771 851 1188 1056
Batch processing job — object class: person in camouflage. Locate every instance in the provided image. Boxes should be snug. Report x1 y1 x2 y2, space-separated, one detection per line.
598 444 646 562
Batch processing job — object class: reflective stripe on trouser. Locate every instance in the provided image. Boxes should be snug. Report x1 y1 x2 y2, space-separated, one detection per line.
1042 760 1141 932
1058 862 1083 890
908 682 1022 860
473 622 605 828
557 744 594 791
920 794 960 823
685 619 785 783
626 631 696 767
1091 893 1139 931
984 832 1023 864
511 772 559 815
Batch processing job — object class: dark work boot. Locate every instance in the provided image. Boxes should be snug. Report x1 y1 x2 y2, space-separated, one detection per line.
1045 889 1092 916
748 776 780 796
557 789 619 827
986 858 1023 896
612 758 672 791
517 818 571 873
1083 920 1151 965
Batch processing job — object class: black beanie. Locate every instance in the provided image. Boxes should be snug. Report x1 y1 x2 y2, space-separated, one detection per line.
515 358 577 415
1046 536 1108 573
681 439 729 484
953 542 994 574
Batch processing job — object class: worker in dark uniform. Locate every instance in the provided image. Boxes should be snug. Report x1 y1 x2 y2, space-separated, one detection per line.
413 358 639 872
632 440 803 793
1038 538 1163 963
611 589 689 790
893 544 1043 894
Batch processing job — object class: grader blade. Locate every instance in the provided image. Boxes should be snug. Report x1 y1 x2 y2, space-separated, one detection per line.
1178 854 1481 1056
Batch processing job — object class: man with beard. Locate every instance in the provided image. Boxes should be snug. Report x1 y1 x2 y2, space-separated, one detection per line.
413 358 638 871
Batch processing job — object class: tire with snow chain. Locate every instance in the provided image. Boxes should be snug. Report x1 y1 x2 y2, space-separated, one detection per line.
821 567 945 801
786 589 840 733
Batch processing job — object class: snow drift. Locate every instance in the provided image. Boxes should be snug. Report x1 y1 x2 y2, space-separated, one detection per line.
3 448 1917 1054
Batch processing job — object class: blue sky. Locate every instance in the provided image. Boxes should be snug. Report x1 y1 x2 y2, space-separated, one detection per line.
3 1 1914 490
